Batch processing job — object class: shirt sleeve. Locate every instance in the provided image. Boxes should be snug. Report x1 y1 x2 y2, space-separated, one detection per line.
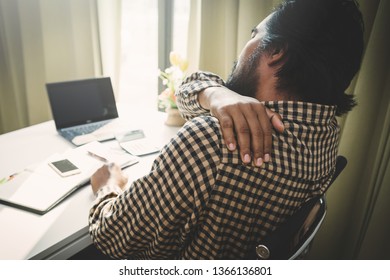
176 71 225 120
88 117 221 259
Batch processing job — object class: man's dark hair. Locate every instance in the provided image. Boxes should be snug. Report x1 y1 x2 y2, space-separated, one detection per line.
261 0 364 116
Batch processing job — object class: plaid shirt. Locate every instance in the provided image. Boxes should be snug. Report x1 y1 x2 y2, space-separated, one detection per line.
89 71 340 260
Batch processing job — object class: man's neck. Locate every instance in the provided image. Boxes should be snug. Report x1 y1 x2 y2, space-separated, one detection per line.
255 84 297 102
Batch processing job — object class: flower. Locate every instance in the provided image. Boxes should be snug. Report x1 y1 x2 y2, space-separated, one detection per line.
158 51 188 109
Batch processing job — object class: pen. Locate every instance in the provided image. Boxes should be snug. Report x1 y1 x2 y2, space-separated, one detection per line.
87 151 108 163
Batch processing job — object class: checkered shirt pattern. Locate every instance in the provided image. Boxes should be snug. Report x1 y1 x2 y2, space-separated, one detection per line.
89 71 340 260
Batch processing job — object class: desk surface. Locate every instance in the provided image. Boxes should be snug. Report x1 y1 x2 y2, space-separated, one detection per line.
0 105 180 259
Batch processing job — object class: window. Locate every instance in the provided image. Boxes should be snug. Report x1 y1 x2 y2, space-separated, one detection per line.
118 0 190 109
172 0 190 59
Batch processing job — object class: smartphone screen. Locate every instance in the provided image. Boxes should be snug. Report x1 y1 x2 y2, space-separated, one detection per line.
49 159 81 177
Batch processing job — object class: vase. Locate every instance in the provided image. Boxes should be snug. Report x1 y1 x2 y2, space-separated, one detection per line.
165 107 186 127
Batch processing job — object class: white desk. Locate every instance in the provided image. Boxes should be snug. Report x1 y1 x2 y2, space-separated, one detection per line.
0 105 180 259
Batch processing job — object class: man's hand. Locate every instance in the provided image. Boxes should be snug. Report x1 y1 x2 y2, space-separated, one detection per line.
199 87 285 166
90 163 128 195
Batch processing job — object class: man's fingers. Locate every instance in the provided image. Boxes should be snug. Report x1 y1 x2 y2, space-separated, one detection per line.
90 164 110 194
235 115 252 164
240 104 266 167
218 104 279 167
108 163 128 187
220 106 252 164
91 163 128 193
256 105 274 163
219 114 237 151
209 87 284 167
266 108 284 133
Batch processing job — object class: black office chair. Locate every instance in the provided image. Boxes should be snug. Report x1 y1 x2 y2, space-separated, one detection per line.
251 155 347 260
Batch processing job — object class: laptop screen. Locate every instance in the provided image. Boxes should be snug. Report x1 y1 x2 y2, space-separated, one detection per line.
46 77 119 129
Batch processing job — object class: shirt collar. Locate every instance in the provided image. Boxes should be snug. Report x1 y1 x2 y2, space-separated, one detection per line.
263 101 337 125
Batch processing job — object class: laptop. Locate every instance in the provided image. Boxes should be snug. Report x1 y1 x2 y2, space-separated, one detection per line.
46 77 120 146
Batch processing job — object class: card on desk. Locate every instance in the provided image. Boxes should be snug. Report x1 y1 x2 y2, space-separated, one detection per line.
116 129 160 156
0 141 139 215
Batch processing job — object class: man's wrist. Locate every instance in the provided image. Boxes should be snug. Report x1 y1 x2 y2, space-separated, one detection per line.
199 87 220 110
95 184 123 198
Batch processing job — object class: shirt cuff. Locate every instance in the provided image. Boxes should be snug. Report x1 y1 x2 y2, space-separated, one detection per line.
176 71 225 120
95 183 123 200
179 72 225 99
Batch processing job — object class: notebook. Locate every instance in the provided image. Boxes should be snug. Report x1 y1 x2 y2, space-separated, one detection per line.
46 77 121 146
0 142 139 215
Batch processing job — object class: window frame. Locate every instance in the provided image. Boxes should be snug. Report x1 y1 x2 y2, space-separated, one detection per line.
158 0 174 94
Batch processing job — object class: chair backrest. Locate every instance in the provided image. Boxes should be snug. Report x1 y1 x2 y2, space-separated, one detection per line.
252 155 347 260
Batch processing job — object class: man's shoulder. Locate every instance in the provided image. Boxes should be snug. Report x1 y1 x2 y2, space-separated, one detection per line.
162 116 224 165
173 116 223 152
182 115 221 136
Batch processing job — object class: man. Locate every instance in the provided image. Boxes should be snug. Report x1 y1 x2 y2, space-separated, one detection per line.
89 0 364 259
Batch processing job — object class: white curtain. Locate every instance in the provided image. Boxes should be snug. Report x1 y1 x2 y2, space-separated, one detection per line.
96 0 122 96
187 0 390 259
0 0 121 134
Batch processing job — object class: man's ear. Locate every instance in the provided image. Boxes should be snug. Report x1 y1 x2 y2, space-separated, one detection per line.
267 46 286 66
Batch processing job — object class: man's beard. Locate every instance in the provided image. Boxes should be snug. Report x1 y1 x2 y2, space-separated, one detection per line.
225 46 262 98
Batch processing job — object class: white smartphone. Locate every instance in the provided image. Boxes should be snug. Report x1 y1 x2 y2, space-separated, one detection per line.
48 159 81 177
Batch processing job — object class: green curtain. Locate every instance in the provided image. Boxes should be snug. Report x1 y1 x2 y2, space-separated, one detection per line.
187 0 390 259
310 0 390 259
186 0 281 79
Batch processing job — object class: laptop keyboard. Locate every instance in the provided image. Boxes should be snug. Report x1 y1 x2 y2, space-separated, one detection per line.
61 121 110 139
